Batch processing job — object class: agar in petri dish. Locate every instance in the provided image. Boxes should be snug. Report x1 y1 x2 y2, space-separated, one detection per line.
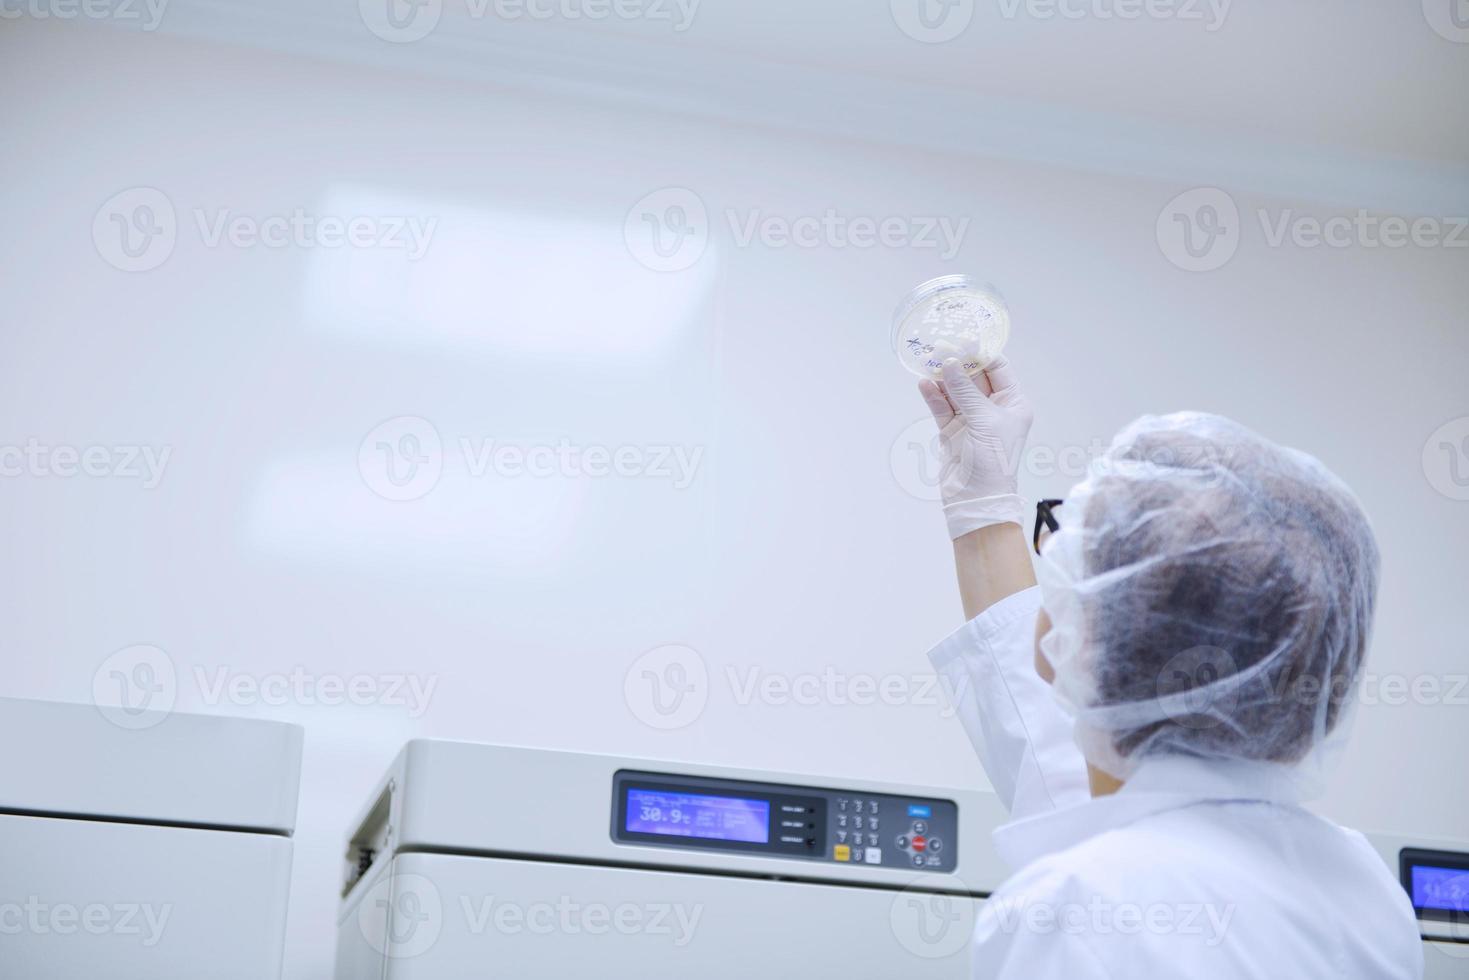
891 275 1010 379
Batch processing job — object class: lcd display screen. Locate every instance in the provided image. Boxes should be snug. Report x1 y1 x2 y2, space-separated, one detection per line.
625 788 770 844
1411 865 1469 912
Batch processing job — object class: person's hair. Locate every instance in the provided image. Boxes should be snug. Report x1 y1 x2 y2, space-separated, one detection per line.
1080 421 1379 766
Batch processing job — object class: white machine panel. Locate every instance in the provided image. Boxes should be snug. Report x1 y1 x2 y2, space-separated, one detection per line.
0 814 294 978
334 741 1004 978
0 696 303 833
338 852 981 979
0 698 303 979
341 739 1011 895
335 741 1468 978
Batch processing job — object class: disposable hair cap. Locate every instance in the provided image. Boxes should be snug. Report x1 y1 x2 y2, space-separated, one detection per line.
1036 412 1380 796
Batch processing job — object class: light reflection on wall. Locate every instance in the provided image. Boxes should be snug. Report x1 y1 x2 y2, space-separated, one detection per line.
301 184 719 359
242 184 719 573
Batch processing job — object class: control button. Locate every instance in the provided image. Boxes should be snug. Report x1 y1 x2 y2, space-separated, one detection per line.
896 835 910 849
912 854 924 867
834 845 851 862
838 798 848 812
907 804 932 819
912 836 927 853
836 830 848 844
864 847 882 865
868 833 879 847
853 816 864 830
837 814 847 828
927 837 943 853
869 818 879 831
912 820 929 835
869 801 879 815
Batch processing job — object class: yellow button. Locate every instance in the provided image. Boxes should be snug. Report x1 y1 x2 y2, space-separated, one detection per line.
833 845 851 862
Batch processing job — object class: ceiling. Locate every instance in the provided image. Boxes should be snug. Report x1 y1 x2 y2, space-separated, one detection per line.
82 0 1469 212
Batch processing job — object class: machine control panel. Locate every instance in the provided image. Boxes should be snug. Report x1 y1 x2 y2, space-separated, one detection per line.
611 770 958 873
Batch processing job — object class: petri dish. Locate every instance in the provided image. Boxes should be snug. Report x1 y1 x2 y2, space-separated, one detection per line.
891 275 1010 379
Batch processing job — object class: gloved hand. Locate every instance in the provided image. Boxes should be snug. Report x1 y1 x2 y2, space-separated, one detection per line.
918 356 1033 539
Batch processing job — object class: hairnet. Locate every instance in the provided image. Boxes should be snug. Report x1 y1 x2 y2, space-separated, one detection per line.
1036 412 1380 791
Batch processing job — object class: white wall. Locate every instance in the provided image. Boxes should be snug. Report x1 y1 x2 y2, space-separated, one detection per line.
2 19 1466 978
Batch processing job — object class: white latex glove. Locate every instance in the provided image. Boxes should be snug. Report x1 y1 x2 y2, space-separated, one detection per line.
917 356 1034 539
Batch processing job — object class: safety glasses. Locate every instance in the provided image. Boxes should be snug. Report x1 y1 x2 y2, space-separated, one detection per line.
1033 498 1064 555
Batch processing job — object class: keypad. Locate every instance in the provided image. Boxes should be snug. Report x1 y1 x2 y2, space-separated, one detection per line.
831 794 953 872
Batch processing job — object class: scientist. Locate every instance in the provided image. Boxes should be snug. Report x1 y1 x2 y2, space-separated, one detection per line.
917 358 1422 976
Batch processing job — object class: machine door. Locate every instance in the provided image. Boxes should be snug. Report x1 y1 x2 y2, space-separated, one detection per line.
0 813 293 979
1424 941 1469 979
337 852 980 978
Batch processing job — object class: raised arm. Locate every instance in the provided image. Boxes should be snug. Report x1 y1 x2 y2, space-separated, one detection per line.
918 356 1037 619
919 358 1090 818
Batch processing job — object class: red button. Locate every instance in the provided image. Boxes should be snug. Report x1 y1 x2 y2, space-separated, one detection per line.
912 836 927 852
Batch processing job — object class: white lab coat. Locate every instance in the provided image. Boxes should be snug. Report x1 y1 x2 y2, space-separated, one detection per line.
928 587 1424 978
